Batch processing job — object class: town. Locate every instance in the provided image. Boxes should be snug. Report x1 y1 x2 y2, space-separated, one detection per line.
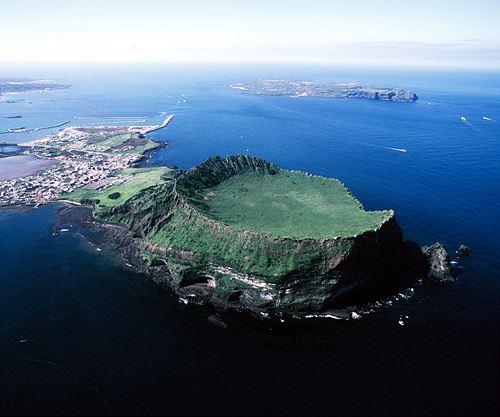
0 116 173 207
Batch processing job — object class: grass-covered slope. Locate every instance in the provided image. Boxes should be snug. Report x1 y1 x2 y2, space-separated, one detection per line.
88 132 159 155
185 170 389 239
62 167 176 213
145 193 356 281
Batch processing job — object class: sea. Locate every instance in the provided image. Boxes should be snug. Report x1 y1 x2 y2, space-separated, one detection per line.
0 64 499 416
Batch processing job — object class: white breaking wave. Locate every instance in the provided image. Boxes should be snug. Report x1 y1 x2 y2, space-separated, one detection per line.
482 116 495 121
305 314 343 320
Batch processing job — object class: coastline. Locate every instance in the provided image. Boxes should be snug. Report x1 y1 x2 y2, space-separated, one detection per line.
132 140 168 168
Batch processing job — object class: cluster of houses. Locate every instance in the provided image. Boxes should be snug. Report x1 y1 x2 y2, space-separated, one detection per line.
0 128 141 207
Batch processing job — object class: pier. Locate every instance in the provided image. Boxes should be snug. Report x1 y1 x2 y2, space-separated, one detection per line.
142 114 174 134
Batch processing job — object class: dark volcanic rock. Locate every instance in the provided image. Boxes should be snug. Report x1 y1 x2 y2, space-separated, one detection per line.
457 244 473 257
207 314 228 328
422 243 454 282
383 90 419 102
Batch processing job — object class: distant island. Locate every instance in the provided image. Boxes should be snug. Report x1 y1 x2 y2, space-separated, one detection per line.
230 80 418 102
0 77 70 101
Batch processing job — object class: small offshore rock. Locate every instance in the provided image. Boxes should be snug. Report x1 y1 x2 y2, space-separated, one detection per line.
422 242 454 283
457 244 473 257
207 314 228 328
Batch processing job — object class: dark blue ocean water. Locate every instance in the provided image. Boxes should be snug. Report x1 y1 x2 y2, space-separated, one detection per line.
0 64 499 416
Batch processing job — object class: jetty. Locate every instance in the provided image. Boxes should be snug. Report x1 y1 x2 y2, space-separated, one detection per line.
141 114 174 134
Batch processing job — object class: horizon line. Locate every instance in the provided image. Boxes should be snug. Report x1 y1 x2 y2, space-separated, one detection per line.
1 60 500 71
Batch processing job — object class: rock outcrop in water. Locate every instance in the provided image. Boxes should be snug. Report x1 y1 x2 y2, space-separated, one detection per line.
422 243 454 283
457 244 473 257
93 156 449 317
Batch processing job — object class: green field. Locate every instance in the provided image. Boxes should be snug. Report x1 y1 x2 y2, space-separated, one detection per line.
93 133 133 150
44 130 159 155
187 171 390 239
62 167 174 209
90 132 159 154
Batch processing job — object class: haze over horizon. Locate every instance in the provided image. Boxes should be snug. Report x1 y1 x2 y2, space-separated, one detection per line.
1 0 499 69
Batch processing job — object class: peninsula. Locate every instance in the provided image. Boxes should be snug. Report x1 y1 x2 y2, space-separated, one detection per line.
230 80 418 102
66 155 451 317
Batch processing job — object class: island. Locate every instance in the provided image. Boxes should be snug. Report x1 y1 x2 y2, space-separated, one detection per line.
230 80 418 102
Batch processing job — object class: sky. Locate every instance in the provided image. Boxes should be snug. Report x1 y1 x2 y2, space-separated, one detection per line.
1 0 499 68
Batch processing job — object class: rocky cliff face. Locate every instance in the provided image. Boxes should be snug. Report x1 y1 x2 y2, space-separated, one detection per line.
422 243 454 283
345 89 418 101
95 156 447 317
378 89 419 102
